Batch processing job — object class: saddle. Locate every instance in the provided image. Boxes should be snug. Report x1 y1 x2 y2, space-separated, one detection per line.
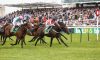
45 26 52 34
11 26 20 33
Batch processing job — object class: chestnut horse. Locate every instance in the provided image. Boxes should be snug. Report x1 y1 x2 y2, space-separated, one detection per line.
2 22 32 48
0 23 13 42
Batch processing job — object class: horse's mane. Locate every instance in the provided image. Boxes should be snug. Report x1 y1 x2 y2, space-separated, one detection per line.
19 23 28 29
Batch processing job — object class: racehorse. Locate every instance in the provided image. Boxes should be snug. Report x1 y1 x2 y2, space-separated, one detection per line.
28 24 47 44
2 22 32 48
45 21 69 47
32 21 69 47
0 23 13 42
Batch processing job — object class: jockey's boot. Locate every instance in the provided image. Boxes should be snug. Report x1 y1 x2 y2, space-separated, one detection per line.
11 26 15 32
27 29 33 35
45 26 52 34
48 26 52 31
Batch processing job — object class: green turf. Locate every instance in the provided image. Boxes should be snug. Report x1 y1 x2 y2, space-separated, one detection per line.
0 34 100 60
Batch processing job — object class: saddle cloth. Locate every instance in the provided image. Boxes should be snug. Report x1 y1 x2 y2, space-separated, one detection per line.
11 26 19 33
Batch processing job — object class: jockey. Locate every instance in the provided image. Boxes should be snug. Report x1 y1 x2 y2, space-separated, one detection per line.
45 17 55 33
43 15 47 23
29 15 34 26
58 15 63 22
24 14 31 21
11 15 24 32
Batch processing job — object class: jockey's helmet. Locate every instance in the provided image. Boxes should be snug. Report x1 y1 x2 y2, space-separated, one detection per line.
19 16 24 20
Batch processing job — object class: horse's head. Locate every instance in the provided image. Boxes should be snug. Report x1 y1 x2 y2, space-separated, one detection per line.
21 22 33 30
2 23 10 29
58 21 70 34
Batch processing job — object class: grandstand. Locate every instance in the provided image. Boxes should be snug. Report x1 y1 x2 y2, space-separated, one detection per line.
4 2 62 8
62 0 100 3
62 0 100 8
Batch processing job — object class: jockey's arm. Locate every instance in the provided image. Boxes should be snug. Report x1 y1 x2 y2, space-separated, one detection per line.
50 23 55 26
12 19 16 26
21 20 23 24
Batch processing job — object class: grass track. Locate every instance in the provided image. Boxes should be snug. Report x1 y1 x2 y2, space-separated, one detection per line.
0 34 100 60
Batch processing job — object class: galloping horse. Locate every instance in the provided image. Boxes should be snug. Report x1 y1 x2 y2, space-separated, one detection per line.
11 22 32 48
45 21 69 47
28 23 47 44
0 23 13 42
2 22 32 48
33 21 69 47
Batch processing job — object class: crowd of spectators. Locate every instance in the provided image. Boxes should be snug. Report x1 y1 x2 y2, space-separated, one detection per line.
0 7 100 27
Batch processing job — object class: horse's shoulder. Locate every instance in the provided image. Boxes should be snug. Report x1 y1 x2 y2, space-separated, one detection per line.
5 24 12 29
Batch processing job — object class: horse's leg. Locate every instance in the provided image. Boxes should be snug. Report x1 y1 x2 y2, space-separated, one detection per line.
58 37 68 47
9 37 14 41
41 38 47 44
40 39 42 44
35 37 40 46
21 39 24 48
28 36 35 42
2 36 7 45
11 38 18 45
50 37 53 47
17 38 26 45
18 39 21 44
2 35 5 40
56 37 61 44
23 37 26 45
60 33 68 40
1 35 4 42
1 35 2 42
29 36 37 42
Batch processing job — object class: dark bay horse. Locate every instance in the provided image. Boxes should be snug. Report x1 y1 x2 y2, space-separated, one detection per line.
2 22 32 48
45 21 69 47
28 24 47 44
33 21 69 47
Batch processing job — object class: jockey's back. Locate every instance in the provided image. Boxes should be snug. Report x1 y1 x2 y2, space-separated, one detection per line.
11 15 24 33
12 16 24 26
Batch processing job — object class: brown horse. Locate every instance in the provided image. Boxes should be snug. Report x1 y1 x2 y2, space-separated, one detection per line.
2 22 32 48
0 23 13 42
28 24 47 44
33 21 69 47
